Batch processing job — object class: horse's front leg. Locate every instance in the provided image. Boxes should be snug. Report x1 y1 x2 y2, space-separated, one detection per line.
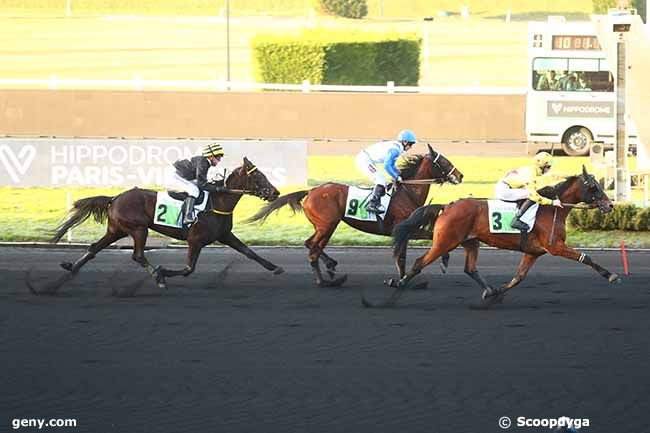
547 242 620 283
220 232 284 275
159 241 204 278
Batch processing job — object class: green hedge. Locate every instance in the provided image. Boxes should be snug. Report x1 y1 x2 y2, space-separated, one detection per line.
252 30 420 85
568 204 650 230
318 0 368 18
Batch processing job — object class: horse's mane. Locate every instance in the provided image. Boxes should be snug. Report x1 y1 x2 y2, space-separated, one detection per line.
396 154 425 180
538 175 579 199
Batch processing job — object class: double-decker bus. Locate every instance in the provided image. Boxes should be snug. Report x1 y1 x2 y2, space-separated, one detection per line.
525 17 637 156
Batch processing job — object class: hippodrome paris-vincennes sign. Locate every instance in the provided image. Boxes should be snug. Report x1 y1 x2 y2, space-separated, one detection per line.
0 139 307 187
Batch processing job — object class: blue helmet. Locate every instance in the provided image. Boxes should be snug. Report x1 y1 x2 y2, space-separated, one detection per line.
397 129 417 143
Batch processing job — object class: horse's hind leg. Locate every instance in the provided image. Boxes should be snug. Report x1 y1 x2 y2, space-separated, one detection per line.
309 224 345 287
462 239 493 294
159 239 204 279
499 253 541 294
130 228 166 290
319 251 338 277
306 234 337 276
61 225 127 274
401 235 463 288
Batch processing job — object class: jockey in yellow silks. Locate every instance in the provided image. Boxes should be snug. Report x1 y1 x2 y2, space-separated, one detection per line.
494 152 564 231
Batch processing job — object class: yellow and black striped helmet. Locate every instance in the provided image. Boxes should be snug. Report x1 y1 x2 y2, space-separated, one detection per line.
202 143 225 158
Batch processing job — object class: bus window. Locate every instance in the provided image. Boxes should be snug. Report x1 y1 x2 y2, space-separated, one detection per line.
532 57 613 92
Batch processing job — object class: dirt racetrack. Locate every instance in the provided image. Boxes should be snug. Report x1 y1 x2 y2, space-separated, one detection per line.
1 246 649 432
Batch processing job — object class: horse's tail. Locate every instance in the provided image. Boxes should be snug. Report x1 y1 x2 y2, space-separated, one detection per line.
50 196 113 244
392 204 444 258
245 190 309 224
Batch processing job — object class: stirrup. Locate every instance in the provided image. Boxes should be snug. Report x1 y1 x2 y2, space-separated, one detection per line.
510 219 529 231
366 204 385 214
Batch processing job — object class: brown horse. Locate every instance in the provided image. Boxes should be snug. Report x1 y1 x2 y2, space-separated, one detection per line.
28 157 282 295
246 144 463 287
380 165 618 308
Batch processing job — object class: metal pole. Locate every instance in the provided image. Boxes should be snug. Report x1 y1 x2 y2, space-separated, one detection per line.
66 0 71 16
226 0 231 89
615 36 628 202
67 192 72 243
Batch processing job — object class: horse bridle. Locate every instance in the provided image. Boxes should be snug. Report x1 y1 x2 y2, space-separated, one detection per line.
209 165 274 215
431 152 458 183
579 173 605 205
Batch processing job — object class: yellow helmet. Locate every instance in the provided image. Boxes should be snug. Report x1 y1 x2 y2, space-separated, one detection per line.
533 152 553 168
202 143 224 158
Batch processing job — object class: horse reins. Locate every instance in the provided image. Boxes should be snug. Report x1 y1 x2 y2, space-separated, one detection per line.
398 152 456 184
211 165 261 215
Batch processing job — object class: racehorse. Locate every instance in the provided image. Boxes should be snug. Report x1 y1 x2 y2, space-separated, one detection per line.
377 165 618 308
246 144 463 287
28 157 283 295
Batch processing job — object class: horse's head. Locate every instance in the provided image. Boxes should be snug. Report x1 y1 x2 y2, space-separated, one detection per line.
426 143 463 184
229 157 280 202
578 165 613 213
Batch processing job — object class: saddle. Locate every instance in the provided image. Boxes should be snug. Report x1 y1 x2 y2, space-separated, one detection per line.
167 190 206 202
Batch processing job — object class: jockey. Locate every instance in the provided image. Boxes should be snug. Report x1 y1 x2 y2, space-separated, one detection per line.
167 143 227 226
355 129 416 214
494 151 563 231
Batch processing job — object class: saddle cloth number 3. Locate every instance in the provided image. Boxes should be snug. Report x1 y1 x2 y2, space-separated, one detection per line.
490 210 515 232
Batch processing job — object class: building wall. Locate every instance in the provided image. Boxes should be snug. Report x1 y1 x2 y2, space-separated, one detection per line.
0 90 526 141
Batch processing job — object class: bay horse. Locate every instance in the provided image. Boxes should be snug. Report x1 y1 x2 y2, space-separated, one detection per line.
246 144 463 287
379 165 618 308
28 157 282 295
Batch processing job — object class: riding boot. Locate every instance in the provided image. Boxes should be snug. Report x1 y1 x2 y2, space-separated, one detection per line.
365 184 386 214
182 196 197 226
510 199 535 231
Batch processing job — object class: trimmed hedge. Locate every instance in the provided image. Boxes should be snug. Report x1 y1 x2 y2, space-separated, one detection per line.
318 0 368 19
252 31 420 85
568 204 650 231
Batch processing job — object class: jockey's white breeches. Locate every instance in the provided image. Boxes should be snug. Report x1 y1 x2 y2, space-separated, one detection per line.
494 180 530 202
355 152 387 185
164 171 200 198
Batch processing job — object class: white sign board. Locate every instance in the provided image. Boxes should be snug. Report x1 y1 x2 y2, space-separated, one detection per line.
0 139 307 187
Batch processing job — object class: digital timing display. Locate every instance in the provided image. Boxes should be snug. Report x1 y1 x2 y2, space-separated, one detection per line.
552 35 601 50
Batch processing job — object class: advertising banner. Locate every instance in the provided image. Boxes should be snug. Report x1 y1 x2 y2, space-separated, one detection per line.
0 139 307 187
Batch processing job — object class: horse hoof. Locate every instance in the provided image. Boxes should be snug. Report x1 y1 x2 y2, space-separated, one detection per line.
60 262 73 272
471 293 505 310
317 274 347 288
384 278 398 288
608 273 621 284
439 262 448 274
482 287 498 300
273 266 284 275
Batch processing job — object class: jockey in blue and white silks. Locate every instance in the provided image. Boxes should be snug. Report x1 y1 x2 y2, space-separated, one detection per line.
355 129 416 214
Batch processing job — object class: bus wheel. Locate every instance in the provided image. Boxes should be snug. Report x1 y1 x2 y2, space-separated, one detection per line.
562 127 592 156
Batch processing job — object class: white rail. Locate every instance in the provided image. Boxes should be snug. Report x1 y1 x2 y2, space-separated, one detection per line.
0 76 527 95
